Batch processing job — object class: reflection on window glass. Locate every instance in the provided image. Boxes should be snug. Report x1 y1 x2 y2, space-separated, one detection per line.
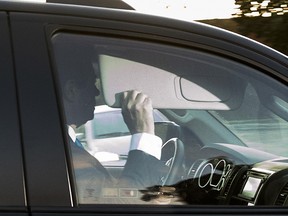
52 32 288 207
52 34 176 205
77 105 169 166
210 84 288 157
92 111 130 138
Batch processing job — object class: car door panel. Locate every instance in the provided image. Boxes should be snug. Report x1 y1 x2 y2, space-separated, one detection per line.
0 11 27 215
10 12 72 207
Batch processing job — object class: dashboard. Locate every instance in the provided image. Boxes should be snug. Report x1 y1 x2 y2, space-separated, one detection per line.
134 138 288 206
179 151 288 206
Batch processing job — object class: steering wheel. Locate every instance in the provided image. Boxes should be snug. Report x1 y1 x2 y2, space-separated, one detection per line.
161 138 185 186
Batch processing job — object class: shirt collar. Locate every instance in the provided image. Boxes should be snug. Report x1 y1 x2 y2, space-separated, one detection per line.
68 125 76 142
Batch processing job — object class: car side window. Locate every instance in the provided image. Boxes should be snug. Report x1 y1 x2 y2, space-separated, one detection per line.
51 32 288 207
210 83 288 156
52 34 169 204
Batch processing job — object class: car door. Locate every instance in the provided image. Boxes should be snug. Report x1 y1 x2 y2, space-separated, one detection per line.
9 11 72 209
51 29 288 205
8 3 288 216
0 12 27 216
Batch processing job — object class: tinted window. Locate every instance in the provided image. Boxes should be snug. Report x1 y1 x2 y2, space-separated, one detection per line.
52 33 288 207
93 110 129 138
210 84 288 156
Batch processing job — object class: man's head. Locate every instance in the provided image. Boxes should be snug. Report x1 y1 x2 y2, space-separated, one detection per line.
57 43 99 127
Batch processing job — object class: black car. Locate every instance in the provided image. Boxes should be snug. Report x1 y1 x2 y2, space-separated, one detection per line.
1 0 288 215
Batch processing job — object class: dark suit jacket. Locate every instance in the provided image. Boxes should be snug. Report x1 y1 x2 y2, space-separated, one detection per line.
70 140 166 204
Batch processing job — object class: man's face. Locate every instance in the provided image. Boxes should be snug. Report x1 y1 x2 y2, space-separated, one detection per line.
65 74 100 127
76 77 99 124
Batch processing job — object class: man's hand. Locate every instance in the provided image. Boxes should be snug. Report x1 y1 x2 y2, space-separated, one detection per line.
121 90 155 135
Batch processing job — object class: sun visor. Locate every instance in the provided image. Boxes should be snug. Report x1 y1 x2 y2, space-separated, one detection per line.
99 55 245 110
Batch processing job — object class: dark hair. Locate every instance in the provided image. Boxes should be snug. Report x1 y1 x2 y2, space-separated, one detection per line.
54 41 96 89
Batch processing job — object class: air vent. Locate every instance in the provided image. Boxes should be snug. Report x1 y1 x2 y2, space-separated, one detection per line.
275 183 288 205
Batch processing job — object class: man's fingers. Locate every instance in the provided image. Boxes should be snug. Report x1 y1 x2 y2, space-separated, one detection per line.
144 97 152 108
121 91 128 108
135 92 147 104
122 90 147 109
121 90 154 135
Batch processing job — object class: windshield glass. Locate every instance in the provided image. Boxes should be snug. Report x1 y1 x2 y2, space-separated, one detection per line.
209 84 288 157
93 111 130 138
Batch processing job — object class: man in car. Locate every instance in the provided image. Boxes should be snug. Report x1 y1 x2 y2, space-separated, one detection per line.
56 44 166 203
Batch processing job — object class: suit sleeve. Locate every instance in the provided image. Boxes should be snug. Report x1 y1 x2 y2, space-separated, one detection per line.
119 150 168 188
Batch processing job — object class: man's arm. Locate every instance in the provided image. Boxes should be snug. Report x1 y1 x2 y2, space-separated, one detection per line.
121 90 155 135
119 90 167 188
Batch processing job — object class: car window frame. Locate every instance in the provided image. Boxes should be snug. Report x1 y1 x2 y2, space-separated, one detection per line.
0 11 27 210
50 30 288 208
10 12 73 208
42 9 288 215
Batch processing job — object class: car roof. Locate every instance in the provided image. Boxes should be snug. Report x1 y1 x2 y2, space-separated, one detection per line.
47 0 134 10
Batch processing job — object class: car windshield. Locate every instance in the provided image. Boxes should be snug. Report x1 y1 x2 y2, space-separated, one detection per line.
92 106 168 139
209 84 288 157
93 111 130 138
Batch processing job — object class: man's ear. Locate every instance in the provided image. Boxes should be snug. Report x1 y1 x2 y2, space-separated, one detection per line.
63 80 79 102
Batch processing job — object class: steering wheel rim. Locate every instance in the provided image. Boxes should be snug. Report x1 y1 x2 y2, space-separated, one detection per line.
161 138 185 186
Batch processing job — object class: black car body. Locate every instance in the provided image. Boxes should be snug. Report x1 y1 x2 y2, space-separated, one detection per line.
1 0 288 215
